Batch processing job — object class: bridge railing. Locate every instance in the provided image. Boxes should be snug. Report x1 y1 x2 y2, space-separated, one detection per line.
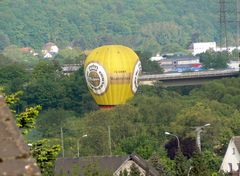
140 68 239 81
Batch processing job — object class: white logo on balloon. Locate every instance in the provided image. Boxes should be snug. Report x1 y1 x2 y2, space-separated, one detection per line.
132 61 142 93
85 63 108 95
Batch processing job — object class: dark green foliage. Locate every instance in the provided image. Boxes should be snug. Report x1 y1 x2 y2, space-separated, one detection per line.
21 61 97 113
136 51 163 73
190 152 212 176
0 1 221 52
0 31 10 51
129 163 141 176
149 154 165 175
0 64 29 93
199 51 229 69
174 151 189 176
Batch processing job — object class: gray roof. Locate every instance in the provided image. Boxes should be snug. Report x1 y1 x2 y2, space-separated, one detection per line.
55 156 129 175
0 96 41 176
55 154 160 176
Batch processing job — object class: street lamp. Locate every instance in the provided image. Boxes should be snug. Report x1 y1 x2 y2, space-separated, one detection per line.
187 166 193 176
165 131 180 149
192 123 210 152
77 134 87 157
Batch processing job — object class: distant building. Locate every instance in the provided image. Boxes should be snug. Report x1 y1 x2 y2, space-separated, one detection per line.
149 53 165 61
42 42 59 58
220 136 240 175
61 64 82 75
55 154 160 176
192 42 216 55
20 47 39 56
227 61 240 70
157 56 202 73
20 47 34 53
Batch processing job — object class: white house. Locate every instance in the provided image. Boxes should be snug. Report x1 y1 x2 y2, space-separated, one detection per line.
42 42 59 58
192 42 217 55
220 136 240 174
149 53 165 61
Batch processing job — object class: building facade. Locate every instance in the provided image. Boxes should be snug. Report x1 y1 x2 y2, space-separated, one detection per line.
220 136 240 174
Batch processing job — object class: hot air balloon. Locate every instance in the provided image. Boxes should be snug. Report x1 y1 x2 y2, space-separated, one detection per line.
84 45 142 108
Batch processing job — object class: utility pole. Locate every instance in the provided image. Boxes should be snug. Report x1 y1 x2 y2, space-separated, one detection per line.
108 126 112 156
77 139 80 158
61 127 65 157
237 0 240 65
219 0 228 51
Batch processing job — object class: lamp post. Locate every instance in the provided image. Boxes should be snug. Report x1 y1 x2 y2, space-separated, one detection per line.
165 132 180 149
187 166 193 176
192 123 210 152
77 134 87 158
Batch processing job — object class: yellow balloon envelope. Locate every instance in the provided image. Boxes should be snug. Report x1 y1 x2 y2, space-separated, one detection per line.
84 45 141 107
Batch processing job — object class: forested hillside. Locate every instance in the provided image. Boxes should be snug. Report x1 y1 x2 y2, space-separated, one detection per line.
0 0 221 52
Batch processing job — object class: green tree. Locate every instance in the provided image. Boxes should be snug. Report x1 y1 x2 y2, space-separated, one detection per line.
136 51 163 73
190 152 212 176
31 139 61 176
0 31 10 51
149 154 165 175
0 64 29 93
199 51 228 69
174 151 189 176
129 163 141 176
54 47 85 64
16 105 42 135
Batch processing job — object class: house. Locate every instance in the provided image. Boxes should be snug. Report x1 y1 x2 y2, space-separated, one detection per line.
149 54 165 61
157 56 202 73
220 136 240 175
54 154 160 176
192 42 216 55
42 42 59 58
0 95 41 175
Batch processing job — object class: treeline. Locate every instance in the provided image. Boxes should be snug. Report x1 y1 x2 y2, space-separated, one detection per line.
0 0 225 53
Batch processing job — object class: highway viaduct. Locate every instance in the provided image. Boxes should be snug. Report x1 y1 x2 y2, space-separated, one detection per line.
139 69 239 87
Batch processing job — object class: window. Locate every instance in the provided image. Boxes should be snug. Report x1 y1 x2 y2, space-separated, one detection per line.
238 163 240 171
233 148 235 155
228 163 233 172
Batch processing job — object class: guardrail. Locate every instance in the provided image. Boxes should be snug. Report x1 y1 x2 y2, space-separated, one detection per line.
140 69 239 81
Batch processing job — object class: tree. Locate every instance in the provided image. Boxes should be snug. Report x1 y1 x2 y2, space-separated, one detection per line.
190 152 212 176
129 163 141 176
199 51 228 69
174 151 189 176
0 32 10 51
16 105 42 135
54 47 85 64
30 139 61 176
136 51 163 74
0 64 29 93
149 154 165 175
